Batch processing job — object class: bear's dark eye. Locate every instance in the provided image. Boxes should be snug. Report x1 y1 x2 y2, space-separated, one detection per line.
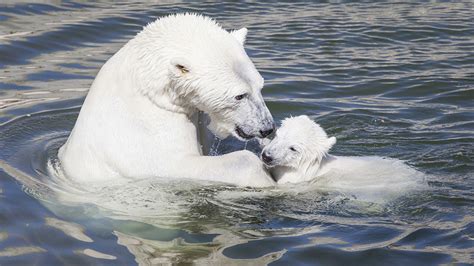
176 64 189 74
235 93 247 100
289 147 297 152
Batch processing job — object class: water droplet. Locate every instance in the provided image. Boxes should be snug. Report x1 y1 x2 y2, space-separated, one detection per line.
209 136 221 156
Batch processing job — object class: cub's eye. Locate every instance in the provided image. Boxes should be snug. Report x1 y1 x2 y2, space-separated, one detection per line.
235 93 247 100
289 147 297 152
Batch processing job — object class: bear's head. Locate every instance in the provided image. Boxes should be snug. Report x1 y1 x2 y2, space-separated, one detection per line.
261 115 336 170
130 14 274 140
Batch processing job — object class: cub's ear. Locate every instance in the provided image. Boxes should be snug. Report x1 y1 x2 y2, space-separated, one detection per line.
327 136 337 150
170 58 191 76
230 27 247 45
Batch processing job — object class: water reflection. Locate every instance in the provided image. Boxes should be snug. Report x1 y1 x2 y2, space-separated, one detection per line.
0 1 473 265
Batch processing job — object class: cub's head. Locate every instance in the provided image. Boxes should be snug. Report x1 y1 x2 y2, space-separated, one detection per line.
261 115 336 169
134 14 274 140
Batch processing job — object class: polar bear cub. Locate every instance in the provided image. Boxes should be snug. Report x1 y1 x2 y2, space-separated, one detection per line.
260 115 426 203
260 115 336 184
261 115 426 189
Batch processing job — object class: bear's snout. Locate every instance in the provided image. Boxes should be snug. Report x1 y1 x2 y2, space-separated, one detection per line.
261 151 273 165
259 126 275 138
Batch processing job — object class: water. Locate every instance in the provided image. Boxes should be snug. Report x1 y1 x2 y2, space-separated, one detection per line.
0 1 473 265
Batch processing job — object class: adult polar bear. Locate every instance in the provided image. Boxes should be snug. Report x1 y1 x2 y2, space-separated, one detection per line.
59 14 276 187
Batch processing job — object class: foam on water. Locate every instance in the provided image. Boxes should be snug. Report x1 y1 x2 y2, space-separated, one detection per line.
35 152 426 232
0 111 428 231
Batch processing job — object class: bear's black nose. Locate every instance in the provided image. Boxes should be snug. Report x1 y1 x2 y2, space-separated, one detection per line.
260 127 274 138
261 152 273 164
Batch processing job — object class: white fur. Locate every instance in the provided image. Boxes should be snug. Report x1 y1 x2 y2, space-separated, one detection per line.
262 116 425 192
59 14 275 187
261 115 336 184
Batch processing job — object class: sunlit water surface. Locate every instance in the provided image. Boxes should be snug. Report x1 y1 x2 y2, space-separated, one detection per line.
0 1 473 265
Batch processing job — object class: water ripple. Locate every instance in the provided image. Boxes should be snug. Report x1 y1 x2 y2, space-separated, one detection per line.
0 1 473 265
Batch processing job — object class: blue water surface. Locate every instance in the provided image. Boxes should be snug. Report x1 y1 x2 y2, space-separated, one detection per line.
0 1 473 265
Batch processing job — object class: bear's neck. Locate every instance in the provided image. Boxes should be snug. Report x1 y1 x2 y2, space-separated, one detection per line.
114 41 195 116
72 44 203 154
272 166 299 183
272 156 328 184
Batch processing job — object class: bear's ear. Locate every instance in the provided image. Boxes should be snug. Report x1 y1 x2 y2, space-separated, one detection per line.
231 27 247 45
170 58 191 76
327 136 337 150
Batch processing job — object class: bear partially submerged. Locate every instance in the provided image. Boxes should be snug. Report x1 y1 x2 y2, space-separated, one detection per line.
59 14 275 187
261 116 426 198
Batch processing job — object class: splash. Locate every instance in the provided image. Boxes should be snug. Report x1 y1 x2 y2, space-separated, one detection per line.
0 109 430 230
209 136 221 156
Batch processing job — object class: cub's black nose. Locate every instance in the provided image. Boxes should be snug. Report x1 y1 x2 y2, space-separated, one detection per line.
261 152 273 164
260 127 274 138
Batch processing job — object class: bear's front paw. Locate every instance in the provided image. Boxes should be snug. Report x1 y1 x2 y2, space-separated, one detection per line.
235 150 275 187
